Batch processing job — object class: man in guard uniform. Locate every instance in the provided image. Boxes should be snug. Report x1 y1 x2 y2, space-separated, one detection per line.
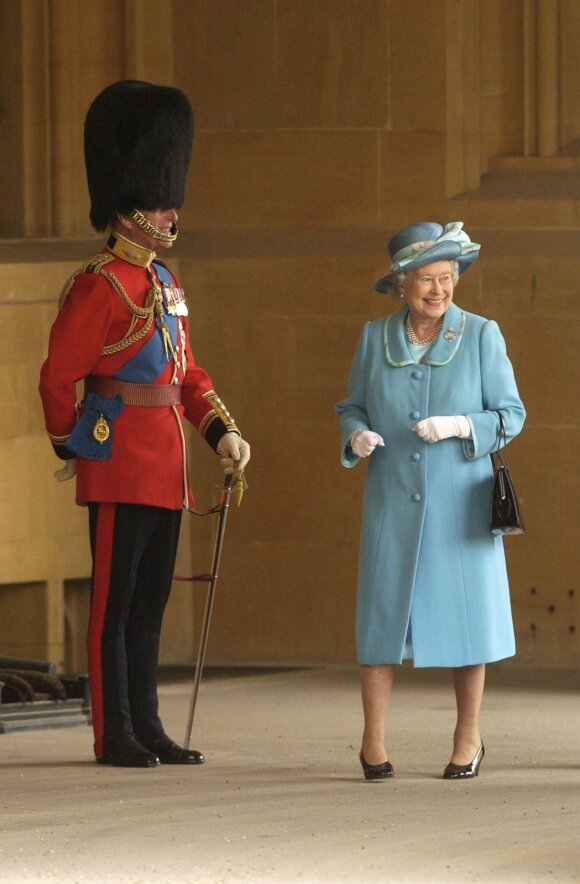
39 81 250 768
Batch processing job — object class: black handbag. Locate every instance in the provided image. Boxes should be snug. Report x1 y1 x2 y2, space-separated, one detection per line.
490 413 525 536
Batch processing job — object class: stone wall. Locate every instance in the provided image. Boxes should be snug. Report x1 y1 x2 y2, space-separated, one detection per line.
0 0 577 671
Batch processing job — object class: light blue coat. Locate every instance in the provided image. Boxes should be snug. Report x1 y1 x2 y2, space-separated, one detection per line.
336 303 526 667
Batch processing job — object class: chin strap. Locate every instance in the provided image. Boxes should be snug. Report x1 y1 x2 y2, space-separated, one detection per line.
129 209 179 242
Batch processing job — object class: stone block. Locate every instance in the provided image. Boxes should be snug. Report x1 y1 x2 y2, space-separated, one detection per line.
380 130 447 227
189 130 379 229
275 0 389 128
174 0 277 130
200 537 357 665
387 0 445 131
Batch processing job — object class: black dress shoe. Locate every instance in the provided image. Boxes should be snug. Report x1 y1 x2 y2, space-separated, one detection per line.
97 736 160 768
443 742 485 780
143 736 205 765
359 751 395 781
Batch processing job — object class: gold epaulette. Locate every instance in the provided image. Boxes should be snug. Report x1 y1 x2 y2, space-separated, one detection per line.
57 253 115 310
200 391 240 437
82 252 116 274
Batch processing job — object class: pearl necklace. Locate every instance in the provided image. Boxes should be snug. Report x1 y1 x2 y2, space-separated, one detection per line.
405 314 443 344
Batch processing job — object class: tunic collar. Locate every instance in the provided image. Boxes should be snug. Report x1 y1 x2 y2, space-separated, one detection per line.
384 302 465 367
106 230 156 267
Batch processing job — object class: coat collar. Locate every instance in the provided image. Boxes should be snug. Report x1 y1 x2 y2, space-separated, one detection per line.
384 302 465 367
106 230 156 267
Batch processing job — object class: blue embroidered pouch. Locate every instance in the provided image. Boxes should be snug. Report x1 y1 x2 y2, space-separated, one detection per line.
66 392 124 460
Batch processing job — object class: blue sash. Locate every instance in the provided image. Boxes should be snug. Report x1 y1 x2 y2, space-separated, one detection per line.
114 262 178 384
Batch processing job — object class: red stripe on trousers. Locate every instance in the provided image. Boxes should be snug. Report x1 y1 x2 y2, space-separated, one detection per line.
88 503 116 758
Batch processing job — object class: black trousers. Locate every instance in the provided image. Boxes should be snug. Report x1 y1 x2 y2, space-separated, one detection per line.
88 502 182 757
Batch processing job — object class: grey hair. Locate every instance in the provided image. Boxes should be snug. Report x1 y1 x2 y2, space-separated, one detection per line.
393 260 460 297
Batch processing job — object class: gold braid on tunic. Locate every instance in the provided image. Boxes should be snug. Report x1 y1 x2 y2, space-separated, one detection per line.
58 253 162 356
202 391 247 506
58 254 247 504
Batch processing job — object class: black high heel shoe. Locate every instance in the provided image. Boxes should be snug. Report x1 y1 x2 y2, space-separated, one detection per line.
359 751 395 781
443 742 485 780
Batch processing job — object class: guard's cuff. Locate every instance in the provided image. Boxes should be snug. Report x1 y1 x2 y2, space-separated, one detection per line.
200 391 241 453
47 431 77 460
52 442 77 461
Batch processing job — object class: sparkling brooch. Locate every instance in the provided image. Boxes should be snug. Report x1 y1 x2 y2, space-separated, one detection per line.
443 328 457 342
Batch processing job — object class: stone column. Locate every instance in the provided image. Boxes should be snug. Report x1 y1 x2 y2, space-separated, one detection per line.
536 0 559 156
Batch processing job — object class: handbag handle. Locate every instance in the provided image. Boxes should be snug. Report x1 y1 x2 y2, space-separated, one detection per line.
492 412 509 469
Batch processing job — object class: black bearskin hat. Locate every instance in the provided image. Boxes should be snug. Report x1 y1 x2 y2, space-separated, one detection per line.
84 80 194 231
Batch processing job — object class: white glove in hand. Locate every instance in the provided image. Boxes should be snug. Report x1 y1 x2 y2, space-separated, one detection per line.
217 432 251 474
351 430 385 458
54 459 77 482
412 416 471 444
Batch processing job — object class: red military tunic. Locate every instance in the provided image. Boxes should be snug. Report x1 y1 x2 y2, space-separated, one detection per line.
39 236 232 509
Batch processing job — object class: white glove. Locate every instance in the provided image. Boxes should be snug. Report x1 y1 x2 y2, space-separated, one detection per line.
217 432 251 474
54 459 77 482
350 430 385 458
412 415 471 444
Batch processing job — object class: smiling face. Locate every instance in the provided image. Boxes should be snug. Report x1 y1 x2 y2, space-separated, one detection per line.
401 260 455 324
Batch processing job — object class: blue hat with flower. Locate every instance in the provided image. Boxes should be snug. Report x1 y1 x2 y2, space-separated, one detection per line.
375 221 480 295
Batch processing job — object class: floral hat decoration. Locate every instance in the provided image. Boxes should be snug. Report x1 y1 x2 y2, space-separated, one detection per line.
375 221 481 296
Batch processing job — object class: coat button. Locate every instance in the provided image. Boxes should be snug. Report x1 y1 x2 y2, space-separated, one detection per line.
410 452 421 462
411 370 422 379
410 410 420 420
412 493 421 502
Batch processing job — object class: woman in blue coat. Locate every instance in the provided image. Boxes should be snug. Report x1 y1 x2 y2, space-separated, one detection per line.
336 221 525 781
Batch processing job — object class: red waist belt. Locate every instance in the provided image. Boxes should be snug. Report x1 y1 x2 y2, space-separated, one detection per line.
85 376 182 407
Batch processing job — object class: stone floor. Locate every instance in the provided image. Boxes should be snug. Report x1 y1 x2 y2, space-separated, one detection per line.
0 666 578 883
